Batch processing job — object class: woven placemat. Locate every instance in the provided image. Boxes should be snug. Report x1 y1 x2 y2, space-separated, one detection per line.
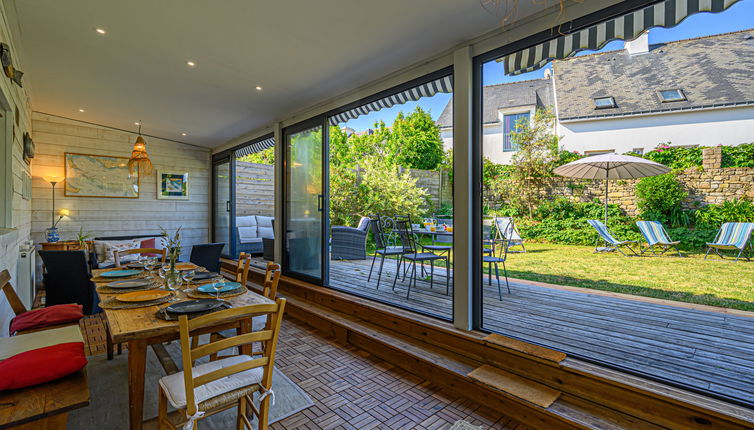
156 301 232 321
96 282 161 294
185 286 247 299
92 273 148 283
99 293 175 310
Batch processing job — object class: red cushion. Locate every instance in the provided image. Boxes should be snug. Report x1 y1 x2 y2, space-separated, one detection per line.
140 238 160 257
0 342 87 390
9 304 83 335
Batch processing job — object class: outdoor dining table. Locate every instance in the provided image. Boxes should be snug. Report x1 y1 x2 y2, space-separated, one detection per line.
92 267 274 430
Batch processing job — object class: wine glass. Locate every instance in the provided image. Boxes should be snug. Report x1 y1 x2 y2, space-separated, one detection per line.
165 275 181 301
212 281 224 299
143 257 155 272
182 270 195 289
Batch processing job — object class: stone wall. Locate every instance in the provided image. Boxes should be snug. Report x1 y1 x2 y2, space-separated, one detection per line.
541 150 753 216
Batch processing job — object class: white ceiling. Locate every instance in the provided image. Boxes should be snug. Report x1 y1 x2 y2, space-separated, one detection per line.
10 0 546 148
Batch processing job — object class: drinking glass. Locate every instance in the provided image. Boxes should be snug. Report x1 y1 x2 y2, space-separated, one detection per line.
165 275 180 301
212 282 224 299
143 257 155 272
182 270 196 288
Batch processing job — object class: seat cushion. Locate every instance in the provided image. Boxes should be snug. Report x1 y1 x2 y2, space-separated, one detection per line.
0 341 87 390
9 304 83 335
258 227 274 239
256 216 274 228
0 325 84 360
237 227 259 243
93 239 141 266
159 355 263 409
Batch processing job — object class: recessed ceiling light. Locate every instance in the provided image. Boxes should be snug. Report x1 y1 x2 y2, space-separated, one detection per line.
255 86 262 91
181 132 187 136
95 28 106 35
186 61 196 67
78 108 85 113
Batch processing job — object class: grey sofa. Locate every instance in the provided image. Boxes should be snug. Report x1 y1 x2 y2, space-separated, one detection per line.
236 215 274 255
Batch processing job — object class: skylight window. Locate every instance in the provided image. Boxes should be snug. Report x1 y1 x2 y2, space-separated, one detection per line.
659 89 686 102
594 97 617 109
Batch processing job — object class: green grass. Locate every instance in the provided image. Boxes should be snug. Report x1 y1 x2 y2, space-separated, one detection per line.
367 241 754 312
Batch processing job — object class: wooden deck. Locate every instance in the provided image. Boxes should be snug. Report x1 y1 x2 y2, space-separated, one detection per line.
322 257 754 406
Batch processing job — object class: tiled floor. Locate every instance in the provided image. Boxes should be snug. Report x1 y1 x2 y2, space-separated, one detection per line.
81 314 527 430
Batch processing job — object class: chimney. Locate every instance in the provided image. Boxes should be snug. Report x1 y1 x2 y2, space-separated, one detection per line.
625 31 649 55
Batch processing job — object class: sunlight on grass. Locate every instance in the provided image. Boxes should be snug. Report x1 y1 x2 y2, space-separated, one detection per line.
502 243 754 311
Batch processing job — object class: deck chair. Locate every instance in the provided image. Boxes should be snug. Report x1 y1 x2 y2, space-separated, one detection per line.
587 220 638 256
704 222 754 262
636 221 681 256
494 217 526 253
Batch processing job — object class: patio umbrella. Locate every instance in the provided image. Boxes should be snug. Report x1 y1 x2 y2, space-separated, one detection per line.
553 153 670 225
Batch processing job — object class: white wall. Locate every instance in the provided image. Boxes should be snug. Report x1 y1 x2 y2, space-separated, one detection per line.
31 113 211 261
0 0 33 336
558 106 754 155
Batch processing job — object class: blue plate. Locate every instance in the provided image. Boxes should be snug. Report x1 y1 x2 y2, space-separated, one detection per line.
197 282 241 293
100 269 142 278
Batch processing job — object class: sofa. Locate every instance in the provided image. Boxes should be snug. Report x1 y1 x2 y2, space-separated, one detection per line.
331 217 371 260
236 215 274 255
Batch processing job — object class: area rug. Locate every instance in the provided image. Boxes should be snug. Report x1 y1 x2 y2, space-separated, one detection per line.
68 339 313 429
449 420 484 430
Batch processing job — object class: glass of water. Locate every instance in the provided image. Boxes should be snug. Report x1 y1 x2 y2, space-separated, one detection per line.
182 270 196 288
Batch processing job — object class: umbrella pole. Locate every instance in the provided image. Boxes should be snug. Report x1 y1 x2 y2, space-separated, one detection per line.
605 179 609 226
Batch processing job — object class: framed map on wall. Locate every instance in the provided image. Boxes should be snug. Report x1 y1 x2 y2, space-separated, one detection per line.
157 170 189 200
64 152 139 198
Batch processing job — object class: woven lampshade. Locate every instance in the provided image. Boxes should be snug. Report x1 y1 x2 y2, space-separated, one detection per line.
128 134 154 175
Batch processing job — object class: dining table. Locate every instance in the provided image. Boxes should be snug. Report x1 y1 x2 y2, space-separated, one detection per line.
92 266 274 430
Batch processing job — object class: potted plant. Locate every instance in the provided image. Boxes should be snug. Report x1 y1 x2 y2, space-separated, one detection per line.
75 227 92 252
160 226 182 283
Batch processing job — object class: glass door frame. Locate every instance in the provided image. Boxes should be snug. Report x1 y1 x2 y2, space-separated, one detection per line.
211 153 236 259
281 115 330 286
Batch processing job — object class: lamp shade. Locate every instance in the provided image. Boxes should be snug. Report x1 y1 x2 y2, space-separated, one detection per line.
58 209 70 217
42 175 63 184
128 134 154 175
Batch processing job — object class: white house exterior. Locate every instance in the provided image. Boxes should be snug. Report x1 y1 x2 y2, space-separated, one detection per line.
438 29 754 164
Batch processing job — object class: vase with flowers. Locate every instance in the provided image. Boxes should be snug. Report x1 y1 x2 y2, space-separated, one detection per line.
160 226 182 289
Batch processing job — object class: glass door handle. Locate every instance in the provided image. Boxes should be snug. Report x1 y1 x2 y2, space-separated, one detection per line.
318 195 324 212
226 201 231 212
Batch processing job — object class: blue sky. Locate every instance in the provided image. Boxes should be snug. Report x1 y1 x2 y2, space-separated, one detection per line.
340 0 753 132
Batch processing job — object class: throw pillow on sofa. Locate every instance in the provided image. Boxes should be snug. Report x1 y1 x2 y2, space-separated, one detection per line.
93 239 141 267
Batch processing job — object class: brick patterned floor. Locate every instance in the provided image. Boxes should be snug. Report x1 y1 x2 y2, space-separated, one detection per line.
80 314 526 429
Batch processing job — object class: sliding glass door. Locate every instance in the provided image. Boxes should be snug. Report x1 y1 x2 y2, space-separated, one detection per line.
283 118 328 284
212 157 233 257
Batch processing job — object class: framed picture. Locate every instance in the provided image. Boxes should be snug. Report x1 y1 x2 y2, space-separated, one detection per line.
64 152 139 198
157 170 189 200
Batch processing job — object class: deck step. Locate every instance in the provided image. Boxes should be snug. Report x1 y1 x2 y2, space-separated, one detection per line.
468 364 561 408
484 333 567 363
280 293 665 430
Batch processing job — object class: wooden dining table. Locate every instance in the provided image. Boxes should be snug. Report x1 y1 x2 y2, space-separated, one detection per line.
93 267 274 430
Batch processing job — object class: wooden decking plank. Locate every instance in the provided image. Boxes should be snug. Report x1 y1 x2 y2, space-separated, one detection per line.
320 258 754 404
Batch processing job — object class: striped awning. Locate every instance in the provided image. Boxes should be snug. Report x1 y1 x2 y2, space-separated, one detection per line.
235 136 275 157
328 75 453 125
502 0 741 75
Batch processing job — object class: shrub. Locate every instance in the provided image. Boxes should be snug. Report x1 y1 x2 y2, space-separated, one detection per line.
329 156 427 227
641 143 702 169
695 199 754 228
722 143 754 168
635 174 687 223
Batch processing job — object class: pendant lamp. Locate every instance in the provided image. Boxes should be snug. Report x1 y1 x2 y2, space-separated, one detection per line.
128 121 154 175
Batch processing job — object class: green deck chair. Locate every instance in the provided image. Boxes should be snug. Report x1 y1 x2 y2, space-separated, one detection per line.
705 222 754 262
636 221 681 256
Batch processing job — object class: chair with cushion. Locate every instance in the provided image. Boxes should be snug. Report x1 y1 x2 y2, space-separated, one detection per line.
189 243 225 273
156 299 286 430
587 220 638 256
236 215 275 256
1 270 83 336
636 221 681 256
114 248 167 267
331 216 371 260
391 219 450 299
367 215 405 290
38 250 100 315
705 222 754 262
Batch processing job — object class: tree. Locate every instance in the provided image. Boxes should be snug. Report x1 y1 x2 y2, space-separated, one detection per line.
499 107 560 216
386 107 445 170
238 147 274 165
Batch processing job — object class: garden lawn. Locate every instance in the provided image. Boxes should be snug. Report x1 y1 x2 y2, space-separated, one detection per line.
500 243 754 312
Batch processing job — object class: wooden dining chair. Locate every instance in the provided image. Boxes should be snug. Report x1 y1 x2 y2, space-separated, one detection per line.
157 299 286 430
235 252 252 287
114 248 167 267
262 262 281 300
